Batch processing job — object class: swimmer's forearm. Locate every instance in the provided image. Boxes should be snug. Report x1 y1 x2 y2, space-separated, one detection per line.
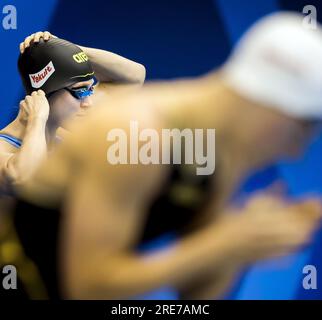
5 118 47 184
78 46 146 84
80 226 240 299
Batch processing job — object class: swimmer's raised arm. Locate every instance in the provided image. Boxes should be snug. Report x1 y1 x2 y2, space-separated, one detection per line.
78 45 146 85
0 90 49 186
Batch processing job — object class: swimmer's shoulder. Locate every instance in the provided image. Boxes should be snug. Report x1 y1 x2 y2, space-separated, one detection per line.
0 130 22 153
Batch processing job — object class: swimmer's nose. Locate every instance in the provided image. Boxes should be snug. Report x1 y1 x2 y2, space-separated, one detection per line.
80 96 93 110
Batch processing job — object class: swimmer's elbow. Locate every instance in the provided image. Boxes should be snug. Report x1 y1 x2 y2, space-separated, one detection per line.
65 271 132 299
2 159 31 187
131 63 146 85
2 166 25 187
64 255 161 299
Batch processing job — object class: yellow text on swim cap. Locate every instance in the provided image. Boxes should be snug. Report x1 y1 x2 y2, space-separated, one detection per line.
73 52 89 63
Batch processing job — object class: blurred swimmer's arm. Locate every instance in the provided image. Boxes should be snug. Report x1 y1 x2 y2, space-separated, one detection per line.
0 91 48 186
178 195 322 299
78 45 146 85
63 183 245 299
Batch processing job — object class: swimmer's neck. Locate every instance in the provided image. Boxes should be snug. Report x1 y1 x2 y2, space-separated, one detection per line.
45 117 60 144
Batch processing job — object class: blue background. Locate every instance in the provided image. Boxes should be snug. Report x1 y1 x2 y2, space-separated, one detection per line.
1 0 321 299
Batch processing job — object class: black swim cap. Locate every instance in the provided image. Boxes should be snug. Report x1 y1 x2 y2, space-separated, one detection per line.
18 37 94 95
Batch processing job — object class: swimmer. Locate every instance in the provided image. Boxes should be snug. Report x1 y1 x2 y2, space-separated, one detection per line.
0 31 145 188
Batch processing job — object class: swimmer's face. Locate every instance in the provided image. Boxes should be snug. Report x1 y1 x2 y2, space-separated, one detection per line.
47 79 95 127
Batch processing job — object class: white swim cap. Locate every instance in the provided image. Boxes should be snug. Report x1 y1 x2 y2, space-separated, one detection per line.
223 12 322 120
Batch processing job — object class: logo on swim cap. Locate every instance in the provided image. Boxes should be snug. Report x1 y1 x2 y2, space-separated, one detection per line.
29 61 56 89
73 52 89 63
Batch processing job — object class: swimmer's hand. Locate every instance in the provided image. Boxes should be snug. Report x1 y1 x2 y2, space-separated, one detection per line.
20 31 57 53
19 90 50 123
218 195 322 263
